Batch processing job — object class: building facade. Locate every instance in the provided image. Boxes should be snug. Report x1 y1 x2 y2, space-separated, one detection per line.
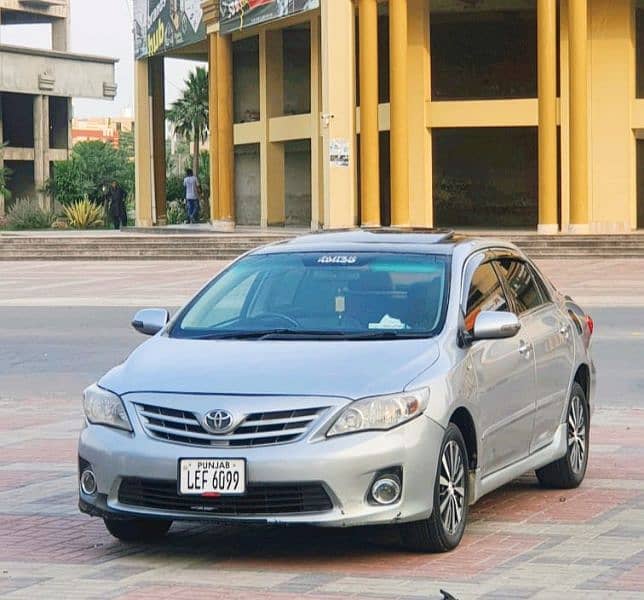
0 0 117 213
71 115 135 148
134 0 644 233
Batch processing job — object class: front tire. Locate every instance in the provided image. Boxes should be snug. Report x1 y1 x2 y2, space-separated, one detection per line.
400 423 469 552
536 382 589 489
103 516 172 542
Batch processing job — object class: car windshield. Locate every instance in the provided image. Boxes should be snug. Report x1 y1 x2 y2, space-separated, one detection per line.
171 252 450 340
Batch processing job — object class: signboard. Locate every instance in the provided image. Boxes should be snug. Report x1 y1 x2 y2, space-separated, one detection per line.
134 0 206 59
219 0 319 35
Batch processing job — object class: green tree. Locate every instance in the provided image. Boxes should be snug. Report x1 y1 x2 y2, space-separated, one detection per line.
167 66 209 179
118 130 135 159
47 141 134 205
0 142 11 202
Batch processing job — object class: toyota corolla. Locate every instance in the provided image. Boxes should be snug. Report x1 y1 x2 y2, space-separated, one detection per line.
78 229 594 552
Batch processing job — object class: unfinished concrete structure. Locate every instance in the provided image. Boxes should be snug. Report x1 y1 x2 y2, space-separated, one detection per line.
0 0 117 214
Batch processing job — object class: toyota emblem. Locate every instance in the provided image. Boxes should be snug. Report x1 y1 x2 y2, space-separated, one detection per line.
203 409 235 434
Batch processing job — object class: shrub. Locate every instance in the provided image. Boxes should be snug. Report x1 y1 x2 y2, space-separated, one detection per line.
46 141 134 206
6 198 55 230
63 198 104 229
166 200 186 225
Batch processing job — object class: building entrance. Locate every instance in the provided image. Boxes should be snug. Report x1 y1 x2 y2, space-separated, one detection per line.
433 127 538 229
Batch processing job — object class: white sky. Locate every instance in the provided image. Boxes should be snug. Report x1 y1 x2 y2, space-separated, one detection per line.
0 0 204 118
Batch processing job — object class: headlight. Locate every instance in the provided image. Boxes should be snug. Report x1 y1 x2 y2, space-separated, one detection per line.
327 388 429 437
83 384 132 432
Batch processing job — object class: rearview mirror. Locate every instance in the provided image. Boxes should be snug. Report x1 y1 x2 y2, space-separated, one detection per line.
131 308 169 336
473 311 521 340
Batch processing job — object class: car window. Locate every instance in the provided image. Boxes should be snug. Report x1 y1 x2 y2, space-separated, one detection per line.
494 258 545 314
527 263 552 302
172 252 450 339
180 270 259 329
464 262 509 332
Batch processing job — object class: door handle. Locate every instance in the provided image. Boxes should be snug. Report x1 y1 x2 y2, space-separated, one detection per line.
518 341 531 357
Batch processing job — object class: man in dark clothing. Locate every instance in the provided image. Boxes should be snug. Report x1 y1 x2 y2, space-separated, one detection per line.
108 181 127 230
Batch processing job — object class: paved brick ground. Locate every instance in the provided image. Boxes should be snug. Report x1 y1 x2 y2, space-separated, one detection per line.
1 258 643 307
0 401 642 599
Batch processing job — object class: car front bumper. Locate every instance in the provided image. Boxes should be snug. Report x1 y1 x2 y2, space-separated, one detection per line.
78 413 445 527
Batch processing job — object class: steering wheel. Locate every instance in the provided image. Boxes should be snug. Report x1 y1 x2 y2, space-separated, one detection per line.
251 313 300 328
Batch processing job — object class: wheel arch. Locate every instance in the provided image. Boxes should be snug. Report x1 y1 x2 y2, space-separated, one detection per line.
449 407 478 470
573 363 591 405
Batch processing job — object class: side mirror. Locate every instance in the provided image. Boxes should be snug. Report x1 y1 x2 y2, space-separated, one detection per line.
131 308 169 336
472 311 521 340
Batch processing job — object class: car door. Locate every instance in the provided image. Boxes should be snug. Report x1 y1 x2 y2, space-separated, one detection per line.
494 257 575 453
463 256 537 477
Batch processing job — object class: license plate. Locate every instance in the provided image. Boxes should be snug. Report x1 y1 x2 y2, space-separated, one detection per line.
178 458 246 495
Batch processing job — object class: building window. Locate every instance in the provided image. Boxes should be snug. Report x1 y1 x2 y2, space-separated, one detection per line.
1 93 34 147
430 4 537 100
284 139 311 227
233 36 260 123
234 143 261 225
283 25 311 116
432 127 538 229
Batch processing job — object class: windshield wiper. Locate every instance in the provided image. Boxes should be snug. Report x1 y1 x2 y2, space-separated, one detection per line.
189 329 349 340
341 331 429 340
188 329 430 341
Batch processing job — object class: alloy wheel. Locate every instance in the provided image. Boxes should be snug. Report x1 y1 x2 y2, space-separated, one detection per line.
439 440 466 535
568 395 587 474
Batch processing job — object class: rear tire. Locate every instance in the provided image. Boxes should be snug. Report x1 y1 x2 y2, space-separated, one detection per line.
536 382 589 489
103 516 172 542
400 423 469 552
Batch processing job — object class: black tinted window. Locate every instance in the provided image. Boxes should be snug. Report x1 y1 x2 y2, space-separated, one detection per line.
495 259 545 314
465 262 509 332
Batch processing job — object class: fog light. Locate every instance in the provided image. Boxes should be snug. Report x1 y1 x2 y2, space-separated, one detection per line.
80 469 97 496
371 476 401 505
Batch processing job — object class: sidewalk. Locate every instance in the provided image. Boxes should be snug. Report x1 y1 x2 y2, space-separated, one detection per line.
0 258 643 307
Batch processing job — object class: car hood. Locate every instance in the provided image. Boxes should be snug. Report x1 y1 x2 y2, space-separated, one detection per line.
100 335 440 400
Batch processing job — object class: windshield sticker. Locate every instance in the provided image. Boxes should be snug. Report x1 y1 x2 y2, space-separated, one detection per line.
317 255 358 265
368 315 408 330
335 296 346 313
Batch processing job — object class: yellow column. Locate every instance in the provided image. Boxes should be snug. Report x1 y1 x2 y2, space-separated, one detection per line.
407 0 431 227
208 33 220 224
216 33 235 228
568 0 589 232
134 58 153 227
320 0 357 228
262 30 286 226
358 0 380 226
389 0 409 226
310 15 323 229
150 56 167 225
538 0 558 234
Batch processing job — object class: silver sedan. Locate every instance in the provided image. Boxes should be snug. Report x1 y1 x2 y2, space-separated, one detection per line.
78 230 595 552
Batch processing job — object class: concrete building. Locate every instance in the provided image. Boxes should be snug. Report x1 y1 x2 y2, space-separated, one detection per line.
134 0 644 233
71 115 134 147
0 0 117 214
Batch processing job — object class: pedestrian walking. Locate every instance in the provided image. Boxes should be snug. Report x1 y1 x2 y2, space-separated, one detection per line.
108 180 128 230
183 168 201 224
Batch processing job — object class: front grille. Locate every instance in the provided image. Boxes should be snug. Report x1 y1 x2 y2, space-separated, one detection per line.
118 478 333 515
134 403 328 448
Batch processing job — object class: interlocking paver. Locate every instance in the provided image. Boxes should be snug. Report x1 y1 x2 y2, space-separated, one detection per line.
0 404 642 597
1 260 643 598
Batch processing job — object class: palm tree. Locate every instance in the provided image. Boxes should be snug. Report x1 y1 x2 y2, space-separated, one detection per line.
167 67 209 179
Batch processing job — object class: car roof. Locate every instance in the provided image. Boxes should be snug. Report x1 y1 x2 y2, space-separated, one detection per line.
250 228 518 257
